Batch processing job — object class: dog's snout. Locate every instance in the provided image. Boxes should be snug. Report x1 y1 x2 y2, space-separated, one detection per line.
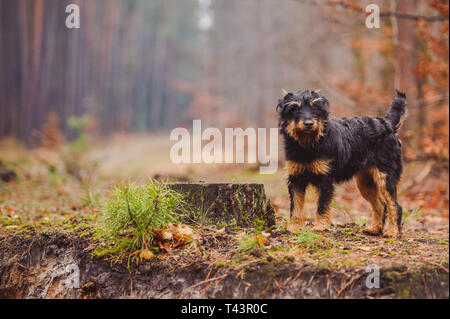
304 120 314 129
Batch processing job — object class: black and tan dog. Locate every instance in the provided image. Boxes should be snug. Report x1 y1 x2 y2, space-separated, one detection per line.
277 89 407 238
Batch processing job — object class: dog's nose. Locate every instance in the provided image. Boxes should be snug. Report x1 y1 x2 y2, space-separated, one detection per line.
304 120 314 129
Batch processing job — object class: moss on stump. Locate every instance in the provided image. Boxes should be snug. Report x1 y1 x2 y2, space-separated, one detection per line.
169 183 275 229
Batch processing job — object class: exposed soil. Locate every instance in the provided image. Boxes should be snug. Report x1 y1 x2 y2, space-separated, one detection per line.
0 223 448 299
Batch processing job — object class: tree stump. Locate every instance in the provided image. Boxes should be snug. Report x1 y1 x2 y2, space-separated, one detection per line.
169 183 275 229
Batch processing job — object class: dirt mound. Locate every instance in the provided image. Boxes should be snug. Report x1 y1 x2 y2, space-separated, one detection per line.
1 231 447 299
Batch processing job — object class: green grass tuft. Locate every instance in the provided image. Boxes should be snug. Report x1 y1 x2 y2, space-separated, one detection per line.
93 180 186 264
291 228 323 250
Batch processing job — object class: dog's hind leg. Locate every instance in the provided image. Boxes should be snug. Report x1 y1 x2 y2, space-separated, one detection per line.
381 176 402 238
355 169 385 236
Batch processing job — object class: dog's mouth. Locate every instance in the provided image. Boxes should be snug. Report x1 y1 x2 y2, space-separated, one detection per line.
286 120 324 145
299 126 315 133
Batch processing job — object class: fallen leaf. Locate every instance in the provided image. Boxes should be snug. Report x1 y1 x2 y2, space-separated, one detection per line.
139 249 154 260
166 223 197 242
162 231 173 240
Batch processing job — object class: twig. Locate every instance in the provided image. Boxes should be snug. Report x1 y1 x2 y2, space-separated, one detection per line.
426 261 449 273
200 269 218 295
337 274 362 298
285 269 302 286
422 274 430 298
259 280 272 299
204 268 213 281
16 263 29 270
186 274 228 290
274 279 284 293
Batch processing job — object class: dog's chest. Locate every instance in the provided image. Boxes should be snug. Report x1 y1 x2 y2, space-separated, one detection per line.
286 158 332 176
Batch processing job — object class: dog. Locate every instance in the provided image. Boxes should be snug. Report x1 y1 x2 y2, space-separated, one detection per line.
277 89 407 238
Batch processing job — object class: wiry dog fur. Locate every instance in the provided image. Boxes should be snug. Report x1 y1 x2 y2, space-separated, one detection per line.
277 89 407 238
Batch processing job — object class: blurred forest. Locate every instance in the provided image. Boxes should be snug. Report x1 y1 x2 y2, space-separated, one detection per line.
0 0 448 161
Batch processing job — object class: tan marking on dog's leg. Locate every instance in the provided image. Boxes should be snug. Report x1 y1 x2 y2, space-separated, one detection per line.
285 160 305 175
313 185 333 231
355 169 384 236
287 190 305 233
313 203 332 231
372 168 399 238
381 192 400 238
308 159 331 175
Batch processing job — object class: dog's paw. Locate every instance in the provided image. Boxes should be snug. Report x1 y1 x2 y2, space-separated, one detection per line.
312 216 331 232
383 229 400 238
312 224 330 232
286 222 304 233
363 227 382 236
312 221 331 232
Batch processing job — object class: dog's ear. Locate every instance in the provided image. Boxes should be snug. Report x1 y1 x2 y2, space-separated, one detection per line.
276 89 293 113
321 96 330 109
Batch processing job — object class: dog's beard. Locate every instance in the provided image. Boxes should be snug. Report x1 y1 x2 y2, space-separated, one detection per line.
286 120 325 146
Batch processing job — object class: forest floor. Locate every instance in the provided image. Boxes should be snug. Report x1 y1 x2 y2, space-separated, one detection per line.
0 134 448 298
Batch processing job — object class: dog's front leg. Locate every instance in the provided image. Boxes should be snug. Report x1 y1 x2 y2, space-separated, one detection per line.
287 180 307 233
313 183 334 231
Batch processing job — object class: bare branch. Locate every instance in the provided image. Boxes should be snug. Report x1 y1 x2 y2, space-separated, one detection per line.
379 11 449 22
296 0 449 22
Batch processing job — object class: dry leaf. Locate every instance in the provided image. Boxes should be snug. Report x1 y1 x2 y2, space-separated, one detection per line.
139 249 154 260
166 223 196 242
162 231 173 240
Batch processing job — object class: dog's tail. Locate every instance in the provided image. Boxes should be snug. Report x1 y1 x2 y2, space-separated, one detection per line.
385 90 407 133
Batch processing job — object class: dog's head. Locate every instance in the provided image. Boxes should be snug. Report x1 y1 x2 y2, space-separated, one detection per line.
277 89 329 146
